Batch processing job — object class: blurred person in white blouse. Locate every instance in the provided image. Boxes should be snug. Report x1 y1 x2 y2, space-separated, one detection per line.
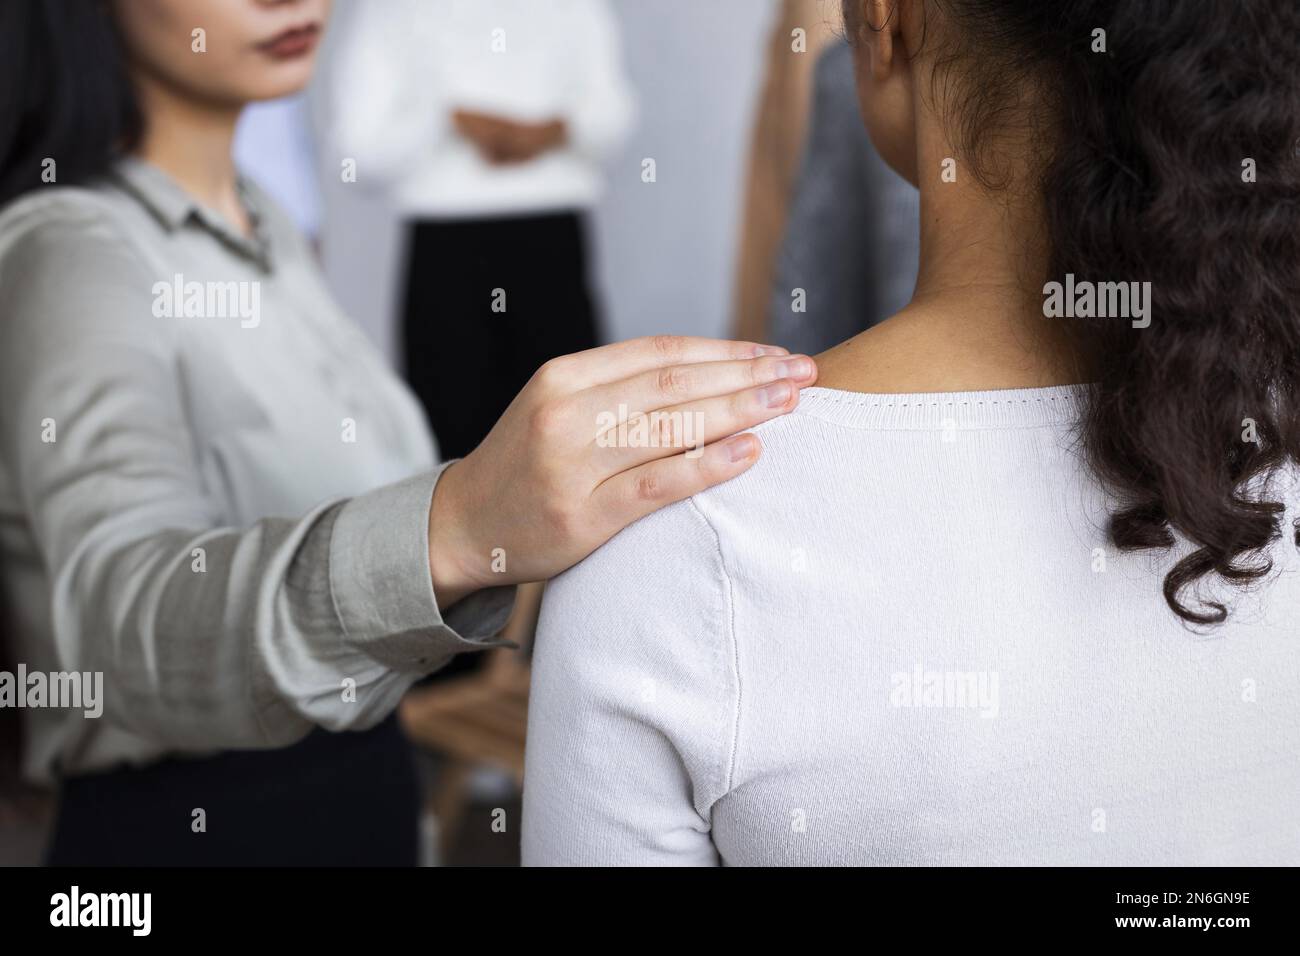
328 0 635 461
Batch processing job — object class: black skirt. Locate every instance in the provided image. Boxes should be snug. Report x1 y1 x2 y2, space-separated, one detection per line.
400 210 601 461
46 714 420 866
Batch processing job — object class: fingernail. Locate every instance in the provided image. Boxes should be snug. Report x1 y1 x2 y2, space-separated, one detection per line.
776 357 814 381
727 434 757 462
753 345 789 357
761 380 793 407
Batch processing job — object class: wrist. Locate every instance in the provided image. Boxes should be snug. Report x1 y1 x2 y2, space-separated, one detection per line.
427 460 490 610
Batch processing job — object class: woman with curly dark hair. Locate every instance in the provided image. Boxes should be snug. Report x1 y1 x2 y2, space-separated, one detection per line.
523 0 1300 864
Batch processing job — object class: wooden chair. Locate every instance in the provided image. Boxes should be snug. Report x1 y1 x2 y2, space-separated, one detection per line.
398 581 542 857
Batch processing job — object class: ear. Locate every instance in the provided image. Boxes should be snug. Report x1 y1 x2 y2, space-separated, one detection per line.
865 0 899 81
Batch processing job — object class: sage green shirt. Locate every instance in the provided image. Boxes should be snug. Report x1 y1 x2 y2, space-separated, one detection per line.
0 158 514 783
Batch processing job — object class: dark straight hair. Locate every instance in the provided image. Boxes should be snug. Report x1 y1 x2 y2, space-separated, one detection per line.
0 0 141 206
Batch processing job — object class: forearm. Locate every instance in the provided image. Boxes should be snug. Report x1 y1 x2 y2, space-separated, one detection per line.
65 468 514 750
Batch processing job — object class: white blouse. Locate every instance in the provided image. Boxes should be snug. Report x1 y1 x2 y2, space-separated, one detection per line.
327 0 635 218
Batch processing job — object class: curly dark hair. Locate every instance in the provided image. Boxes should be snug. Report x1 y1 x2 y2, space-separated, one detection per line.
846 0 1300 625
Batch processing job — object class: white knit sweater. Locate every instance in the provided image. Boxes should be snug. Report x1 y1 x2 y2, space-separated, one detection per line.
523 385 1300 865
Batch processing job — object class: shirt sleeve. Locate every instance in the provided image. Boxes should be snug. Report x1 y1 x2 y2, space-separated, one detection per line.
561 0 636 163
521 501 737 866
0 204 515 754
323 0 449 188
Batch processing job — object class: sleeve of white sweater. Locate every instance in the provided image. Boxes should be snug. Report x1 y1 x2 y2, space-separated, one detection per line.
521 501 738 866
327 0 633 190
325 0 449 188
561 0 636 163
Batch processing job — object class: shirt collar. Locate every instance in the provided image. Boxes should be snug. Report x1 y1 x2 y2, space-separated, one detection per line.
110 155 275 272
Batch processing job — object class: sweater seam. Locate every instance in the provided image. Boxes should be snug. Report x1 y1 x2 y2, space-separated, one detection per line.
686 497 741 800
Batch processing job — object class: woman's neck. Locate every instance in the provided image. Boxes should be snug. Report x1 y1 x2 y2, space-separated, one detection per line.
132 73 250 237
815 126 1090 394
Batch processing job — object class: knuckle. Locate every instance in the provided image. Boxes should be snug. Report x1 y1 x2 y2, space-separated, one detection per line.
533 356 573 391
541 495 581 539
648 334 684 361
655 365 692 398
632 470 665 503
530 397 572 439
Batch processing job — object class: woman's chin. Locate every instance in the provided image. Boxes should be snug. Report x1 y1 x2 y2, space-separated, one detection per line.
234 62 317 104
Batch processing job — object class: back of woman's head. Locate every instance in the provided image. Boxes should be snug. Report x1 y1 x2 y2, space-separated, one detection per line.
0 0 140 206
847 0 1300 625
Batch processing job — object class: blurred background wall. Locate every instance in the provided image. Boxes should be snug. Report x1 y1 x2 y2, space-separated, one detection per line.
317 0 780 362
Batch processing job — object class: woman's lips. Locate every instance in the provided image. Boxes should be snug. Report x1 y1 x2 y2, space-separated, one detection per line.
257 24 320 59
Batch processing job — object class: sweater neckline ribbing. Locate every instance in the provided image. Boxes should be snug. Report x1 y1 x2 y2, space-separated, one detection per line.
792 384 1093 430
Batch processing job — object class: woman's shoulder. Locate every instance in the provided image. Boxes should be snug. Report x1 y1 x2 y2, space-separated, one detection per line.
0 182 129 240
0 183 152 281
537 493 730 659
551 495 725 593
0 185 167 351
539 412 834 645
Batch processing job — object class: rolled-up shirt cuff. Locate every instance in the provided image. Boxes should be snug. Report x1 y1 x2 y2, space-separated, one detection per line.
328 465 517 673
